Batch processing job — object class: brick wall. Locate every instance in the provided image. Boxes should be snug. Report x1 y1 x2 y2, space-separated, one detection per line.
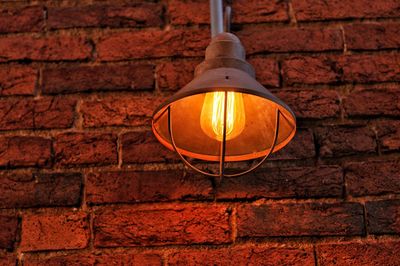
0 0 399 265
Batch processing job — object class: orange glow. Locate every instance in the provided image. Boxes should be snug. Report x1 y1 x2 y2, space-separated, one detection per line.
200 91 245 141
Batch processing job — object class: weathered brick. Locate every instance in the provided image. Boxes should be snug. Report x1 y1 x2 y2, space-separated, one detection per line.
23 251 162 266
81 96 165 128
96 29 209 61
238 26 343 54
0 5 44 33
94 205 231 247
0 97 76 130
87 170 212 204
315 126 376 157
122 131 178 164
372 120 400 152
21 211 89 251
0 136 51 168
0 252 15 266
282 56 341 85
366 200 400 234
346 160 400 196
282 54 400 85
292 0 400 21
248 57 280 87
342 54 400 83
156 60 199 91
42 64 154 94
345 23 400 50
271 129 316 160
275 89 340 119
168 0 289 25
344 86 400 117
168 245 314 266
47 3 162 29
0 172 82 208
54 132 117 167
0 65 37 96
0 34 92 62
237 203 364 237
0 215 18 249
318 241 400 266
217 166 343 200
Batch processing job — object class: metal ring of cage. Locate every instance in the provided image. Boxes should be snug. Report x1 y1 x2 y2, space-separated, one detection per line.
167 91 281 178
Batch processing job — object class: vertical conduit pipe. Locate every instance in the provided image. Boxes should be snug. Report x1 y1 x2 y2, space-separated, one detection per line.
210 0 224 37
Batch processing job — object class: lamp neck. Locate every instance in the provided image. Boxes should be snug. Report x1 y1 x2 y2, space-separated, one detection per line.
194 33 255 77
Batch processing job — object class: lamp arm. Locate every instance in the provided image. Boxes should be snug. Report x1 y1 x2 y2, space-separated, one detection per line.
224 5 231 33
210 0 224 37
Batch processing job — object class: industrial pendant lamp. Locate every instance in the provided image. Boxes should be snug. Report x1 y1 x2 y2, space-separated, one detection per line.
152 0 296 177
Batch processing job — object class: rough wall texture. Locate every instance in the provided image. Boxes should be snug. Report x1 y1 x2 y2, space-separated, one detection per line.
0 0 399 265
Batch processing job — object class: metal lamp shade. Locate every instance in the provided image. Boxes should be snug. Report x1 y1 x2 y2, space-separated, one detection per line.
152 67 296 162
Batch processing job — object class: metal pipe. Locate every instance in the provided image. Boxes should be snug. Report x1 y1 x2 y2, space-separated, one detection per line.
224 6 231 32
210 0 224 37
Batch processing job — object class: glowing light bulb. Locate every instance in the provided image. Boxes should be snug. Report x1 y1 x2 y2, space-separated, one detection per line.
200 91 246 141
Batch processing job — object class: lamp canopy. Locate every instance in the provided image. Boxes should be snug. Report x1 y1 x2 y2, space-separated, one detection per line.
152 31 296 177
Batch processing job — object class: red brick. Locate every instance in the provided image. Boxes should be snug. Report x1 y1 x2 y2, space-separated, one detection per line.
0 172 82 208
0 65 37 96
47 3 162 29
168 245 314 266
156 60 200 91
81 96 165 128
292 0 400 21
271 129 316 160
316 126 376 157
96 29 209 61
232 0 289 23
238 26 343 54
217 166 343 200
21 211 89 251
275 89 340 119
248 57 280 87
23 251 162 266
87 170 212 204
341 54 400 84
346 160 400 197
0 215 18 249
0 5 44 33
122 131 178 164
372 120 400 152
282 56 341 85
0 136 51 168
345 23 400 50
344 86 400 117
54 132 117 167
282 54 400 85
0 97 76 130
94 205 231 247
42 64 154 94
168 0 288 25
237 203 364 237
318 241 400 266
0 33 91 62
0 252 15 266
366 200 400 234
